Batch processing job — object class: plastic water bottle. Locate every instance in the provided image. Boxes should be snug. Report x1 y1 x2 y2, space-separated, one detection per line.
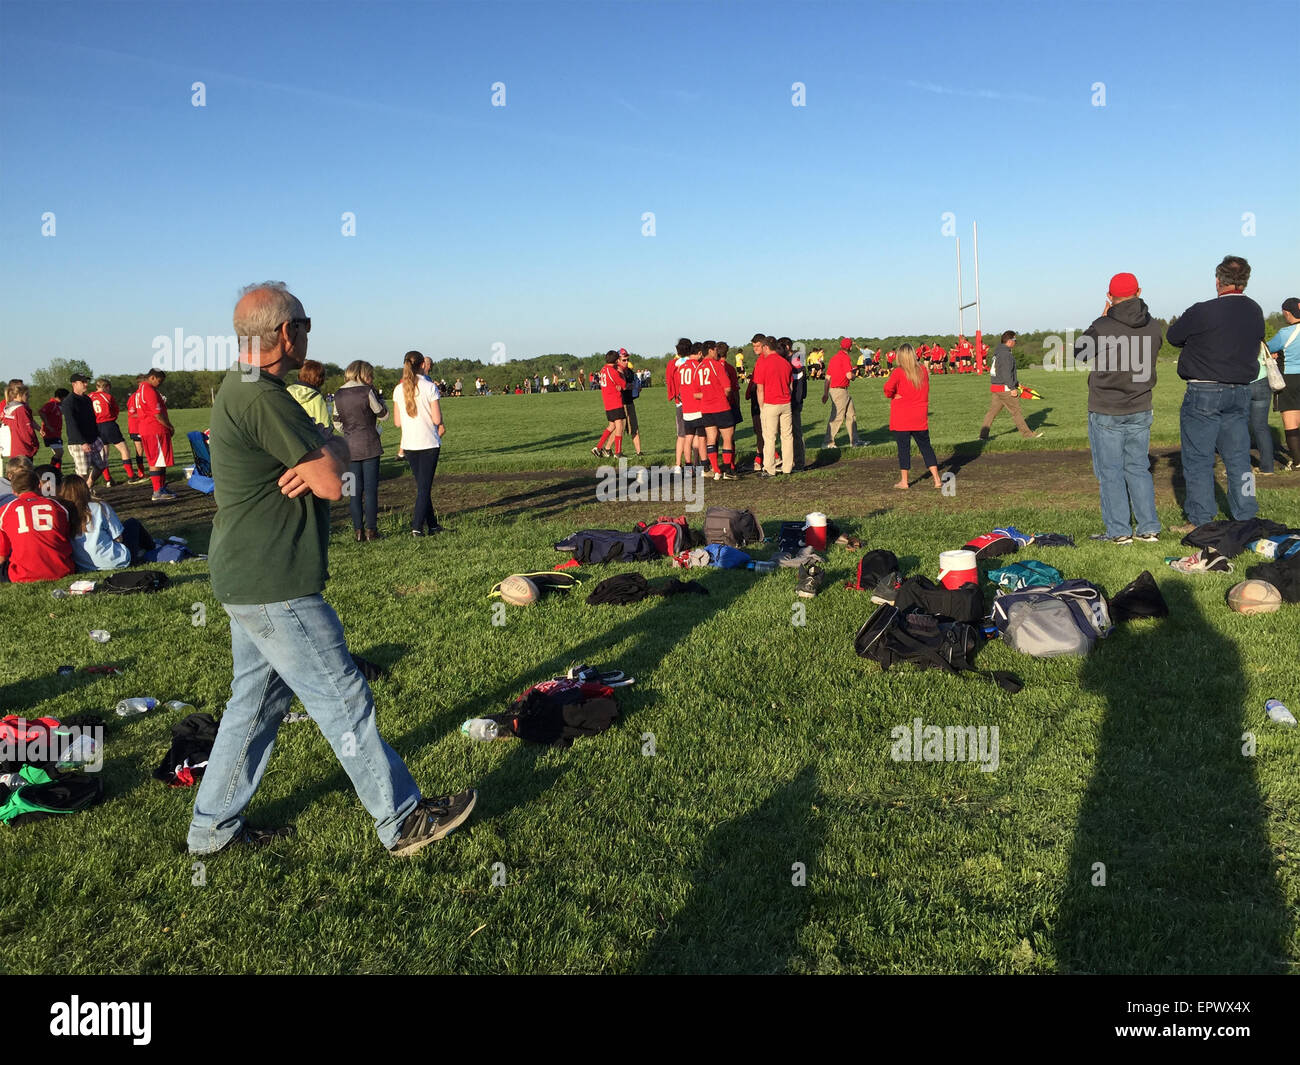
1265 700 1297 726
115 697 157 717
89 630 111 643
164 701 196 713
460 718 500 741
51 588 70 599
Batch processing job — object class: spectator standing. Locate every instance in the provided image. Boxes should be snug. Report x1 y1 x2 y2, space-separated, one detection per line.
1 382 40 478
393 350 446 536
823 339 861 448
978 332 1041 440
334 359 388 542
61 374 109 491
883 344 942 489
189 280 475 855
752 333 794 475
1265 296 1300 471
1167 255 1263 531
1075 272 1164 543
287 360 331 428
618 350 643 456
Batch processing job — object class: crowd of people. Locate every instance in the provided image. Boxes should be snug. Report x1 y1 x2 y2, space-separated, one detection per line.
2 262 1298 859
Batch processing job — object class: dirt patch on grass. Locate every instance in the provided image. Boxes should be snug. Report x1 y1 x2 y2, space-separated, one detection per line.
99 445 1298 541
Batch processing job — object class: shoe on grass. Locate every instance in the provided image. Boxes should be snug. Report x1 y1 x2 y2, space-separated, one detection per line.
1090 533 1132 544
1135 532 1160 543
151 489 178 503
211 824 295 852
389 790 477 857
796 559 825 599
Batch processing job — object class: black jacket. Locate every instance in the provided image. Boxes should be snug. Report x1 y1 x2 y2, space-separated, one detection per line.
1168 293 1264 384
61 391 97 445
1076 297 1162 414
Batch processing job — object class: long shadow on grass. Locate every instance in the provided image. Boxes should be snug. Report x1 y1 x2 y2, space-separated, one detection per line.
248 568 758 831
1055 580 1290 973
1163 449 1234 522
637 764 824 974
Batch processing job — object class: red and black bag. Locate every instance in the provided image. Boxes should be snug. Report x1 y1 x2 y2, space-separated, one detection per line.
492 678 619 748
847 549 900 591
635 516 690 556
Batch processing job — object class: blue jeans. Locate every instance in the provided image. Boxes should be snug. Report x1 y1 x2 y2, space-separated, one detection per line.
1088 411 1160 538
1179 382 1257 527
348 456 380 531
1249 377 1275 474
187 595 421 853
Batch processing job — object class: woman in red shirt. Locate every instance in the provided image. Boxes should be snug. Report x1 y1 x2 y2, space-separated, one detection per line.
883 343 942 489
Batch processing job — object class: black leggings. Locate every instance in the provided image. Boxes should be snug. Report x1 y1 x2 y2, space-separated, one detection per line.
894 430 937 471
405 447 441 531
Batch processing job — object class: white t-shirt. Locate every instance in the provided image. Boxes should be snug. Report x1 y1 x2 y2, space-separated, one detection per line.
393 378 442 450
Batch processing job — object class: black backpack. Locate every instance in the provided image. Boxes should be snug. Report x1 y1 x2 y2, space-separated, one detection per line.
102 570 170 594
848 549 900 592
855 605 1022 693
554 530 656 564
703 507 762 547
893 575 985 626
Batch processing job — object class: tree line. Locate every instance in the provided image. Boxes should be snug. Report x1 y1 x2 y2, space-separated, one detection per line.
24 312 1287 408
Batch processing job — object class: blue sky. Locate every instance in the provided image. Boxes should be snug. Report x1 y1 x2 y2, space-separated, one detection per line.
1 0 1296 377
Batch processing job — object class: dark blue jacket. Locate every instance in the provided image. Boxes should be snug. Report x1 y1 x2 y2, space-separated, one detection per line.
1168 293 1264 384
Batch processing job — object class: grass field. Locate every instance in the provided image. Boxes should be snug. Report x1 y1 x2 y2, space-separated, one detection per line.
3 370 1298 974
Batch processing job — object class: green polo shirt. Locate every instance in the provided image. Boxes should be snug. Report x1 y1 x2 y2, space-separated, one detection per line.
208 366 331 605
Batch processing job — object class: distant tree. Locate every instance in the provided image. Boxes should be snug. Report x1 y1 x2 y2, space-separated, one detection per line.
30 358 94 398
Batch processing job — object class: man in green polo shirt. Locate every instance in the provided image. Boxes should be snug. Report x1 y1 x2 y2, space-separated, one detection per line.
188 281 476 857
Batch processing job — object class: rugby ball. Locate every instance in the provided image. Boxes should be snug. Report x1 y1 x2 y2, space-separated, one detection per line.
1227 579 1282 616
498 575 540 606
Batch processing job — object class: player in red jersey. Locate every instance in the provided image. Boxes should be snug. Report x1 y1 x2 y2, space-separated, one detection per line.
38 389 67 473
591 351 627 458
136 368 178 502
697 341 737 479
124 374 147 479
676 343 709 468
0 464 74 583
91 378 143 485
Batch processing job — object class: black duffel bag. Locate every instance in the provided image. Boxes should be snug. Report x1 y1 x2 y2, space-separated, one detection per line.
893 575 984 626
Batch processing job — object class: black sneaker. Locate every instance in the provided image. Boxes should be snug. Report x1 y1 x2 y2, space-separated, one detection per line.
796 559 825 599
389 790 477 857
869 571 900 605
213 825 295 852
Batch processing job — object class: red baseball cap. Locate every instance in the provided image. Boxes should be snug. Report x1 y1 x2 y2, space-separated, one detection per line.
1108 272 1140 299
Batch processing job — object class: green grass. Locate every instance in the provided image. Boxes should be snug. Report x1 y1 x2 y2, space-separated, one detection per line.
79 364 1193 478
4 377 1299 974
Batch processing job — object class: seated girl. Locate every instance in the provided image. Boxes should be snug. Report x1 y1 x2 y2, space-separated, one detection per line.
58 477 154 571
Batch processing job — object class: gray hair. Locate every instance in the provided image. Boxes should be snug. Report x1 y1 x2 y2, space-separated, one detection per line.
344 359 374 384
234 281 300 355
1215 256 1250 289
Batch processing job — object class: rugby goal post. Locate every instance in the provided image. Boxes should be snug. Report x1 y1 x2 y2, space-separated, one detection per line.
955 222 985 372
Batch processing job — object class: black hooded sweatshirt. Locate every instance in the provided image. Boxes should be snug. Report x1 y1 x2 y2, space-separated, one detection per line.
1075 297 1163 415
